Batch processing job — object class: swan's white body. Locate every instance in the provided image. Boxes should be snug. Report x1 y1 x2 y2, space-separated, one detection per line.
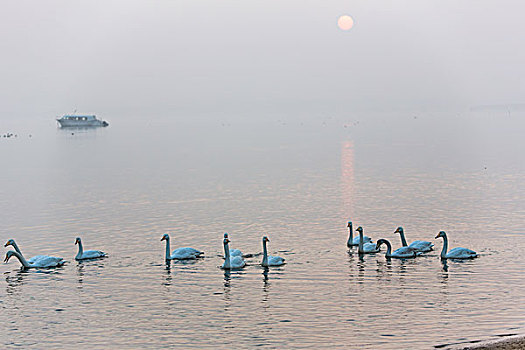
4 239 64 266
395 227 433 252
171 247 204 260
408 240 434 252
75 237 107 260
222 233 243 257
444 247 478 259
161 233 203 260
4 250 66 268
347 222 372 247
436 231 478 259
262 236 285 267
376 239 419 259
222 237 245 270
228 249 243 257
357 227 380 254
361 243 379 253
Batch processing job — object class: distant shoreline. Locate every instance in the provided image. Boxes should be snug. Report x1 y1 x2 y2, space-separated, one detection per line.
446 334 525 350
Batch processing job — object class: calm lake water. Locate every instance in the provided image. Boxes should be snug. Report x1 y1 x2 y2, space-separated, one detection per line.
1 112 524 349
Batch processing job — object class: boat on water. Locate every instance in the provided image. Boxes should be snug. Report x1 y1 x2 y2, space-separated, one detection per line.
56 115 109 128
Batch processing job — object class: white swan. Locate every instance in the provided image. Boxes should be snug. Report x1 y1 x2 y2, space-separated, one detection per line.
75 237 107 260
356 226 380 254
261 236 285 267
375 239 419 259
435 231 478 259
395 227 434 252
4 250 66 268
223 233 243 257
221 237 245 270
4 239 64 265
346 221 372 247
161 233 204 260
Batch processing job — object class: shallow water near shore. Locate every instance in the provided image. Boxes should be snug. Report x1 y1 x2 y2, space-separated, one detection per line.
1 112 524 349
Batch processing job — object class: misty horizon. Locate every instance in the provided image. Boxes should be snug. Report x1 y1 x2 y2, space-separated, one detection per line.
1 1 524 119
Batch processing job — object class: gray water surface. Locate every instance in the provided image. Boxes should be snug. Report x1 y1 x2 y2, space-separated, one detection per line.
1 112 524 349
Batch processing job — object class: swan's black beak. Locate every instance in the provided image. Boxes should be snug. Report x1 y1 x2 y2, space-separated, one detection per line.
3 255 8 263
3 242 8 247
434 234 440 239
160 236 166 241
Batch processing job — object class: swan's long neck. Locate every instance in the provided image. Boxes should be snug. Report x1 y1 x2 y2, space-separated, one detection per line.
358 230 364 253
76 240 84 259
11 241 23 256
11 251 30 268
347 223 353 247
223 241 231 269
164 237 171 260
399 230 408 247
440 234 448 259
262 240 268 266
381 239 392 257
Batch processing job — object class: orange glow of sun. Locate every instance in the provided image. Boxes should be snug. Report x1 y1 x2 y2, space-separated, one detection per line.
337 15 354 31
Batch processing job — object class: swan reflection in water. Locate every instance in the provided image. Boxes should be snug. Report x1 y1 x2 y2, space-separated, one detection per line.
163 263 173 287
441 260 449 272
222 271 232 310
5 270 28 294
75 259 107 287
374 259 393 281
76 263 85 286
261 267 271 307
356 257 367 284
262 267 270 285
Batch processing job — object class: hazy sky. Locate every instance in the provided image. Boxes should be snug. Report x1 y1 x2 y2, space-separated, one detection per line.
0 1 523 118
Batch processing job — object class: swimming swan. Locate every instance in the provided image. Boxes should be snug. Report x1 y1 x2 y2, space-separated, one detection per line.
435 231 478 259
375 239 419 259
4 239 64 265
261 236 285 267
347 221 372 247
75 237 107 260
356 226 380 254
223 233 243 257
395 227 433 252
222 237 245 270
161 233 204 260
4 250 66 268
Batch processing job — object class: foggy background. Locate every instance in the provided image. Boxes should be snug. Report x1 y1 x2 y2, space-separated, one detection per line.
0 0 524 120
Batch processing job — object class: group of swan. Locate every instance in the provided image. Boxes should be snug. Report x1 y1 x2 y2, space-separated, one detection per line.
3 224 477 270
160 232 285 270
3 237 106 269
347 221 477 260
